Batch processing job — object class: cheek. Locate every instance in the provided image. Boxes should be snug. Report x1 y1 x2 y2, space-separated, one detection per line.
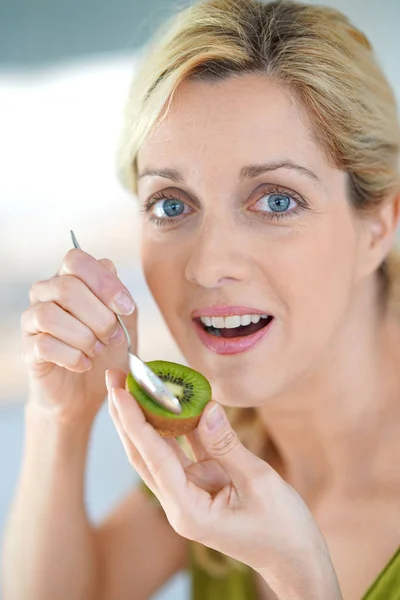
274 212 359 339
141 234 186 320
142 240 168 304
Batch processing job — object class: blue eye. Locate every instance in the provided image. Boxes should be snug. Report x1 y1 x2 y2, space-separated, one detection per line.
256 193 295 213
252 191 298 216
267 194 291 212
152 197 188 219
163 199 185 217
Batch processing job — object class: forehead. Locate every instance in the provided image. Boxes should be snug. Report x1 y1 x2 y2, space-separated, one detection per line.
137 74 330 185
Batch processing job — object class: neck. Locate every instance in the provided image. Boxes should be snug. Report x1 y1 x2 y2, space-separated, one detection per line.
256 286 400 503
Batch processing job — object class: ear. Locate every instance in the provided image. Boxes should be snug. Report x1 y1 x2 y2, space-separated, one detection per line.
357 191 400 278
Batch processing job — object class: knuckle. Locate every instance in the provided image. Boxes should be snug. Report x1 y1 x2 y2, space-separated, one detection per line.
145 453 170 482
97 274 119 300
34 301 54 330
83 330 98 351
99 258 117 275
126 447 139 468
35 332 52 358
97 313 118 338
65 349 86 371
54 274 74 302
146 459 162 481
72 350 88 370
28 279 43 304
210 429 240 456
22 335 41 366
62 248 82 274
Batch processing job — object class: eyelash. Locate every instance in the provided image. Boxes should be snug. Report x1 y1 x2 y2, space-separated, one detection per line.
141 185 307 227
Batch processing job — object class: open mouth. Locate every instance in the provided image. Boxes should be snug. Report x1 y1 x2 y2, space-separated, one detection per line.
196 315 273 339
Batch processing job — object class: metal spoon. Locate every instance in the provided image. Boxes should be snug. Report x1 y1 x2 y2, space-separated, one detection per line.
70 230 182 415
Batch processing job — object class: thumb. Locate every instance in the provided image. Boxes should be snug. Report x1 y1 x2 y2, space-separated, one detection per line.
197 401 262 489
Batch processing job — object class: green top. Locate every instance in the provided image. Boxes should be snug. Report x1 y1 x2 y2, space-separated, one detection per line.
141 481 400 599
361 548 400 600
190 543 400 600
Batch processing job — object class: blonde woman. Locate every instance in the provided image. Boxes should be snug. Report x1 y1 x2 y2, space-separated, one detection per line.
3 1 400 599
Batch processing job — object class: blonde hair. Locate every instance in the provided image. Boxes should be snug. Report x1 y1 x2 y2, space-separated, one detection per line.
117 0 400 576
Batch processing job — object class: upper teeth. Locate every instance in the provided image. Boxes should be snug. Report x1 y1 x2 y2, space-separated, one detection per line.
200 315 269 329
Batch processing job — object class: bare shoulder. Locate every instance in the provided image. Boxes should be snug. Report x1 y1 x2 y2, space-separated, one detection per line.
95 484 188 600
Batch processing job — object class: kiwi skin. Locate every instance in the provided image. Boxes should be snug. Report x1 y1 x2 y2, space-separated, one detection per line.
125 360 212 437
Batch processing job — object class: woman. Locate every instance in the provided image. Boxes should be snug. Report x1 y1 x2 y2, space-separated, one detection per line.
2 0 400 598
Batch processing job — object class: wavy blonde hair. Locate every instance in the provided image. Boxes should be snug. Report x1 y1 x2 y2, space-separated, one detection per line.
117 0 400 576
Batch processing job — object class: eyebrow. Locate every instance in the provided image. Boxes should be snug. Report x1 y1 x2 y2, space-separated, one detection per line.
137 160 321 183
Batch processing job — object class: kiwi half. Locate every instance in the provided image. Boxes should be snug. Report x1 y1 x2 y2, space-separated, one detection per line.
125 360 212 437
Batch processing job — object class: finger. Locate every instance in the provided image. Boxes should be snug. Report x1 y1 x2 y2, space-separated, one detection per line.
107 368 195 470
186 459 231 494
98 258 118 276
28 275 130 348
112 386 197 504
164 438 193 470
105 367 129 390
22 301 106 359
185 429 210 462
22 332 92 373
107 388 157 494
185 430 231 493
97 259 138 347
197 401 269 491
51 257 117 280
58 248 135 316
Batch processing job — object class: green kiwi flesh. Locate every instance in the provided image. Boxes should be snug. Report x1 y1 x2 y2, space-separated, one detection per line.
125 360 212 437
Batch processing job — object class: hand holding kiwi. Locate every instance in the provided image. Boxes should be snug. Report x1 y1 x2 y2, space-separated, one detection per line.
109 370 340 600
125 360 212 436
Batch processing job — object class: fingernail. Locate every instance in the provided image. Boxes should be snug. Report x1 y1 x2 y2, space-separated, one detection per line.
205 403 226 432
105 369 111 392
111 388 120 410
108 326 125 345
93 340 106 356
112 291 135 315
82 356 92 370
111 387 116 405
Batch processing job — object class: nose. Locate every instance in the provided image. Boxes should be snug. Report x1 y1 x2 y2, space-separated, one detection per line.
184 218 250 288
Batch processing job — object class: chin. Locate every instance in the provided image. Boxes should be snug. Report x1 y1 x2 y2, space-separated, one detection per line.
200 370 276 408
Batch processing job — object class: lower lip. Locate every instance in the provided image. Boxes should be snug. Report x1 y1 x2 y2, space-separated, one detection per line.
193 318 274 355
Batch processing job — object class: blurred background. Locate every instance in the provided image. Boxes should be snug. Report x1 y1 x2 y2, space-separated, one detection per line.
0 0 399 598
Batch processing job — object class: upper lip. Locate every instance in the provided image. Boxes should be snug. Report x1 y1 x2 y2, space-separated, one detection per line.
191 305 272 319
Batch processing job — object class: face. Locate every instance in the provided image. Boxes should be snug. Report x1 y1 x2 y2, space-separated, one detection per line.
136 74 364 407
